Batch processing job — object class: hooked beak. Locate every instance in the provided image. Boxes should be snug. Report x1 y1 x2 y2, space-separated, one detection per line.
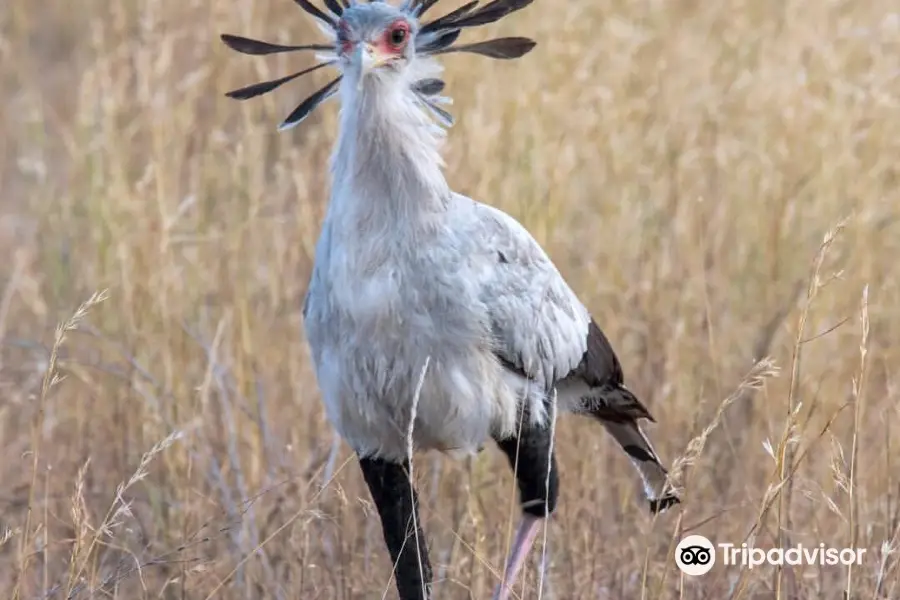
357 43 391 85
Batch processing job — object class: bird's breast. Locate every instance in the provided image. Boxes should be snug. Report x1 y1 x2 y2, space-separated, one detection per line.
303 240 518 460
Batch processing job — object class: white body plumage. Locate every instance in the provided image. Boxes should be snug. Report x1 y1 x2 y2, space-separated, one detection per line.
302 60 590 461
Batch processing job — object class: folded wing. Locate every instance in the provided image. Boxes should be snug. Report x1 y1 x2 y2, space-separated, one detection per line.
472 200 679 512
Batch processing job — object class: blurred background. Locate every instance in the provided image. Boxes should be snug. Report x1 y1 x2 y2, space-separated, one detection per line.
1 0 899 598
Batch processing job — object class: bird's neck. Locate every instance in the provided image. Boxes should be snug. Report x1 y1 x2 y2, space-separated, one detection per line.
328 78 451 230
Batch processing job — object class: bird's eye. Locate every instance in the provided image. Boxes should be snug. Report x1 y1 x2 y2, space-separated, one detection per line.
389 26 407 48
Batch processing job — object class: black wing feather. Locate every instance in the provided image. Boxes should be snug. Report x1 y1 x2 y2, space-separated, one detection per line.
578 320 625 388
493 319 627 395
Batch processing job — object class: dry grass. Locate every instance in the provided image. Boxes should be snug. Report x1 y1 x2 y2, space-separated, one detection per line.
2 0 899 598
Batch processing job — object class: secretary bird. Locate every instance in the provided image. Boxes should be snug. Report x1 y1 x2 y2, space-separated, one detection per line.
222 0 680 597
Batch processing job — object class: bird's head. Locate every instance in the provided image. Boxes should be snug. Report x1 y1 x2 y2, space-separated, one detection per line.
221 0 537 131
335 2 417 84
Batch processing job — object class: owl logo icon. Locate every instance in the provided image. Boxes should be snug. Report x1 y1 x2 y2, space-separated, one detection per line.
675 535 716 576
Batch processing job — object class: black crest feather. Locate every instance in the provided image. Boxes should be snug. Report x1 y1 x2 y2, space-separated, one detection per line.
422 0 533 34
278 76 342 131
421 0 479 32
416 28 461 54
225 62 334 100
418 97 454 127
411 78 445 96
291 0 337 25
430 37 535 60
323 0 344 17
415 0 443 17
222 0 536 131
221 33 331 55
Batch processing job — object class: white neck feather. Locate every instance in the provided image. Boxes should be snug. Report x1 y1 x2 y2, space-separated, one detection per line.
328 65 451 229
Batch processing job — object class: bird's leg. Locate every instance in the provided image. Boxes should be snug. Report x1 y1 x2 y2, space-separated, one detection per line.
493 513 542 600
359 456 433 600
492 423 559 600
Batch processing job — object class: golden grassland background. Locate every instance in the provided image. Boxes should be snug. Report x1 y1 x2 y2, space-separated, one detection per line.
2 0 899 597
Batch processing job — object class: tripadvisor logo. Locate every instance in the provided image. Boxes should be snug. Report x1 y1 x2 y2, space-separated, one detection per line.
674 535 867 576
